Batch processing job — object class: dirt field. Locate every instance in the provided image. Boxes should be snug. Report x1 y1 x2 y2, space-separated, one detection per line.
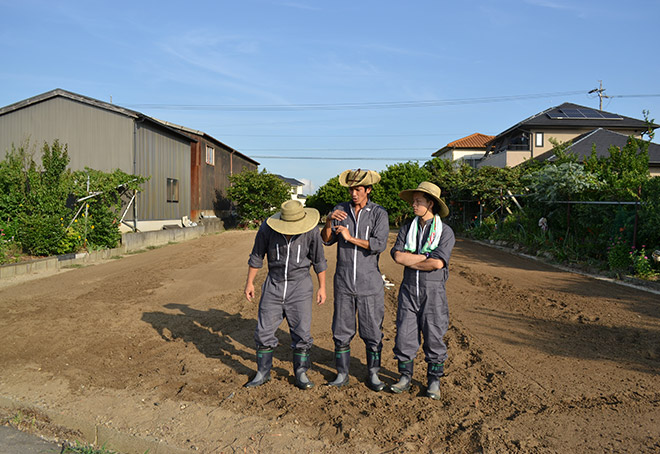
1 229 659 453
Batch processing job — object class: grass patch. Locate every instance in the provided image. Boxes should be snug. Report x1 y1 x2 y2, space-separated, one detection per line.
109 255 123 260
62 264 84 269
62 442 119 454
62 442 150 454
126 249 147 255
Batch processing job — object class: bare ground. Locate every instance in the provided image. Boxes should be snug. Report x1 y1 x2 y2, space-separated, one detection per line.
0 230 659 453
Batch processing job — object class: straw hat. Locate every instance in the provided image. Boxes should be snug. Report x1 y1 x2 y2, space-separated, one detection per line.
338 169 381 187
266 200 320 235
399 181 450 218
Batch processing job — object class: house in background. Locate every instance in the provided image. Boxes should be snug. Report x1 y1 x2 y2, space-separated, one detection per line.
479 102 656 168
0 89 259 231
535 127 660 177
275 174 307 205
432 133 494 168
155 120 259 221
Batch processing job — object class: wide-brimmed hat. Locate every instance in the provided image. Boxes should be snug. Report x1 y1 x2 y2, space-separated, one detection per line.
399 181 450 218
338 169 381 187
266 200 320 235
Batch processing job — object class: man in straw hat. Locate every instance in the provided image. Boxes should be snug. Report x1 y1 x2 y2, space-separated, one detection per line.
389 181 455 399
244 200 327 390
320 169 390 391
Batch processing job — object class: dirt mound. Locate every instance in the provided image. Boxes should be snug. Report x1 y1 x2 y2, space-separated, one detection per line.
1 230 659 453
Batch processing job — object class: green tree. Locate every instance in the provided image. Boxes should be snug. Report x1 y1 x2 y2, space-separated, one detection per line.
1 140 148 260
371 161 431 226
524 162 602 203
304 176 347 215
17 140 71 255
226 169 291 227
584 137 650 200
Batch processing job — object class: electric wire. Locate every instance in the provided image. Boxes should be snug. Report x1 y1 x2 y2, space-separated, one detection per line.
125 90 588 111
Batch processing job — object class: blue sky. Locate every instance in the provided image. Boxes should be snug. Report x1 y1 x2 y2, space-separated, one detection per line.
2 0 659 194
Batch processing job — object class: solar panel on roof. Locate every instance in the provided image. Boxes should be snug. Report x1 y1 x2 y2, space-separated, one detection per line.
547 107 623 120
560 108 586 118
580 109 602 118
600 111 623 119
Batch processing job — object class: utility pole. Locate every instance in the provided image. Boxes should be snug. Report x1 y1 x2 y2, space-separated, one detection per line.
588 80 610 110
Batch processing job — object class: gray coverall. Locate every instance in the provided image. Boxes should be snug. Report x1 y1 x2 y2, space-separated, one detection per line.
325 200 389 351
248 221 327 350
390 218 455 364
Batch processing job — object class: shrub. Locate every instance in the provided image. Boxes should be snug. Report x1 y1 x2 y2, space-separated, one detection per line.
372 161 431 226
305 176 347 215
631 246 654 278
0 140 146 262
607 232 632 272
226 169 291 227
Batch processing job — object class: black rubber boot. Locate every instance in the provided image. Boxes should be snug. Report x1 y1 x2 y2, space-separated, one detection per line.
366 350 385 392
426 362 444 400
390 360 413 394
326 347 350 387
293 349 314 390
244 348 273 388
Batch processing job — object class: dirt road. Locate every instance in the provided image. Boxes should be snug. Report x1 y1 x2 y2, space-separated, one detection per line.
1 230 659 453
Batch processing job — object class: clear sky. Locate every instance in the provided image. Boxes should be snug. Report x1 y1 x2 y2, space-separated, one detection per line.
2 0 659 194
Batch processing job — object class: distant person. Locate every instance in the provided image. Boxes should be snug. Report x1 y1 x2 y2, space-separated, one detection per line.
244 200 327 390
321 169 389 392
390 181 455 399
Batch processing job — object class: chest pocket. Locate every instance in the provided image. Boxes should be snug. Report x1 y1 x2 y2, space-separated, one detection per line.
268 242 285 264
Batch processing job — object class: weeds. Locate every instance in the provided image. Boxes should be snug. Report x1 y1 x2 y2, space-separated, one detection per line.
62 442 118 454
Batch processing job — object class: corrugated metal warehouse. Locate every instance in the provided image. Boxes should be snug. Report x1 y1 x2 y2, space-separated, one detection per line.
156 120 259 221
0 89 258 230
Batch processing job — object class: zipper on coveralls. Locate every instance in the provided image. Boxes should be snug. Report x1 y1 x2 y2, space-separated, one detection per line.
282 236 292 302
416 223 429 301
351 209 362 284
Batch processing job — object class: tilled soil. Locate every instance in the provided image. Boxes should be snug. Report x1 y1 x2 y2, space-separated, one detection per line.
0 230 659 453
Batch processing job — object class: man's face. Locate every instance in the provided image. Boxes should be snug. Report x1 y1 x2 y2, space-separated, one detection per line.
412 192 433 217
349 186 371 206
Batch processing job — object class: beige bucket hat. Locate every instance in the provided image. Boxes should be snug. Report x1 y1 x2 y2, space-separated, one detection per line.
338 169 381 187
399 181 450 218
266 200 320 235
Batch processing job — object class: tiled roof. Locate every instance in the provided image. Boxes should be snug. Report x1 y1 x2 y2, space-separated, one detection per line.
446 133 495 149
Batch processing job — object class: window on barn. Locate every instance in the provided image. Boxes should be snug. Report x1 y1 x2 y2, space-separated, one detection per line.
206 145 215 166
167 178 179 203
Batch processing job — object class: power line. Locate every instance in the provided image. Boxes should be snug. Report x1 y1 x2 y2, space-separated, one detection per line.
219 132 467 138
251 155 429 161
243 147 433 151
125 90 587 112
612 94 660 98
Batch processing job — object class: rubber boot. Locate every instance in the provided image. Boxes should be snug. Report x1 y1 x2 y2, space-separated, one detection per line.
390 360 413 394
293 349 314 390
244 348 273 388
326 347 350 387
366 350 385 392
426 362 444 400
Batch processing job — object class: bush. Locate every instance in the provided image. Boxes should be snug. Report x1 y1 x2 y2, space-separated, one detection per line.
305 176 347 215
0 140 146 262
226 169 291 227
372 161 431 226
631 246 654 278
